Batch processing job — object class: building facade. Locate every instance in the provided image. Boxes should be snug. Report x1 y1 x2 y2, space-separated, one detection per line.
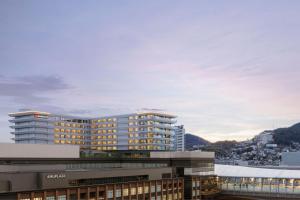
0 147 218 200
174 125 185 151
9 110 177 152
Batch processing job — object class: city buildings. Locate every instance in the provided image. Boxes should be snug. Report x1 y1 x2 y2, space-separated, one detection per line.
174 125 185 151
9 110 177 152
0 144 218 200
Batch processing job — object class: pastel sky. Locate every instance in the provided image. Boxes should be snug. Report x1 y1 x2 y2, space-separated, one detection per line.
0 0 300 142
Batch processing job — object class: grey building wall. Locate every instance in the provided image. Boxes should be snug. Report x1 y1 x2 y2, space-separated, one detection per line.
0 143 80 158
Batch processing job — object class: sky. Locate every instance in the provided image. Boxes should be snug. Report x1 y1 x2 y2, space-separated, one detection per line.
0 0 300 142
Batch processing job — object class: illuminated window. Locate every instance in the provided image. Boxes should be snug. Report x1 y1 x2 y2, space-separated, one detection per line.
144 186 149 193
138 186 143 194
123 188 129 196
131 187 136 195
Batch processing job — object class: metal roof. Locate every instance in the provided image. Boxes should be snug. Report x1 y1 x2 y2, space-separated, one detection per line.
215 164 300 179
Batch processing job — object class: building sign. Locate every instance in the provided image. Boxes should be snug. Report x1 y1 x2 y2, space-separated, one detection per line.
46 174 66 179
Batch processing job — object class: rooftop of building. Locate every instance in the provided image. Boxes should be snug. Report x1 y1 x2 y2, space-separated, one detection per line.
215 164 300 179
9 109 177 119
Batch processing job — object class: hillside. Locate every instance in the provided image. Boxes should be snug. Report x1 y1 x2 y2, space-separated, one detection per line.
184 133 210 150
273 123 300 145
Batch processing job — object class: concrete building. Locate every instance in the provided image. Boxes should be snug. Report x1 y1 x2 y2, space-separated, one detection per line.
0 144 218 200
0 143 79 158
174 125 185 151
9 110 177 152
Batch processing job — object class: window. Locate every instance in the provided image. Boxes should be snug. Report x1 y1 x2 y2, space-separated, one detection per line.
157 184 161 192
123 188 129 196
107 190 113 198
46 197 55 200
57 195 66 200
144 186 149 193
151 185 155 193
131 187 136 195
192 181 196 187
116 189 121 197
138 186 143 194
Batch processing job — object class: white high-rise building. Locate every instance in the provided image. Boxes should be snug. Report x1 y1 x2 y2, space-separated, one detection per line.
174 125 185 151
9 109 177 152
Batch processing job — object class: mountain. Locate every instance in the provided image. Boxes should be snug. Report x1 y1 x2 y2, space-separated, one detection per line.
273 123 300 145
184 133 210 150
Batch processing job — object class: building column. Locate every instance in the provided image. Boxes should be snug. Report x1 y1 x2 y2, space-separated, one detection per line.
105 185 108 200
43 191 47 200
66 189 70 200
87 187 90 200
96 186 99 200
77 188 81 200
113 184 116 200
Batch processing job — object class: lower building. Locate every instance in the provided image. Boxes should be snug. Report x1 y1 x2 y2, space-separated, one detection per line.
0 145 218 200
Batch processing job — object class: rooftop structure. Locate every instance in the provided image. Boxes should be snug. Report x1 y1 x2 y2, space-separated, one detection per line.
0 143 79 158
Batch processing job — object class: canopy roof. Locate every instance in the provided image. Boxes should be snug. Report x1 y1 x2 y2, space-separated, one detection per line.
215 164 300 179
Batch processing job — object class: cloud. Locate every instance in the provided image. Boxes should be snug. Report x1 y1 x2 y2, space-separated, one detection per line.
0 75 71 104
